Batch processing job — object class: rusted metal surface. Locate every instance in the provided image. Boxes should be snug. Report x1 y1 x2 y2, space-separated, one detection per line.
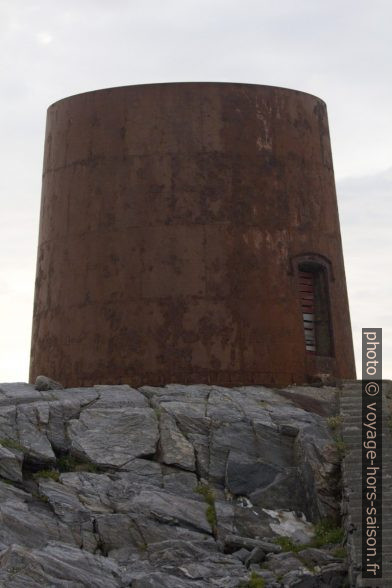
29 82 356 387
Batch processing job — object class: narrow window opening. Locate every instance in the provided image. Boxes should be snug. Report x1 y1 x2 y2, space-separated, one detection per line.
298 263 333 357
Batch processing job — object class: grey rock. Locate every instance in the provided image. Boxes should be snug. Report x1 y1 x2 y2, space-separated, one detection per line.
226 451 284 496
132 572 203 587
94 513 146 559
118 555 154 584
0 542 123 587
0 382 348 587
60 471 114 513
206 387 246 422
298 547 342 567
318 562 348 586
279 423 300 437
158 401 209 435
0 479 30 502
0 445 23 481
0 405 17 440
275 385 339 417
0 498 76 549
245 545 266 566
232 504 278 540
67 407 159 467
35 375 64 391
93 384 148 408
215 498 236 538
147 386 210 433
141 383 210 403
36 478 97 551
249 467 304 513
36 478 91 523
133 510 214 546
231 547 250 562
120 457 162 481
281 569 317 587
264 551 308 576
208 406 296 486
207 386 278 423
261 509 315 545
106 473 157 512
147 538 218 566
173 552 247 585
0 382 42 406
16 402 56 463
252 419 295 467
158 411 195 471
224 533 282 553
46 386 99 404
253 570 281 586
296 421 339 520
209 420 257 484
46 398 84 452
131 488 212 534
188 433 210 479
163 469 198 495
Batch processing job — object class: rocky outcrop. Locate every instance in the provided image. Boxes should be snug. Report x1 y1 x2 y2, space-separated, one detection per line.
0 381 347 587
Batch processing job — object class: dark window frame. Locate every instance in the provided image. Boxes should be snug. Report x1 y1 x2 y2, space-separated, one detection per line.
289 253 335 358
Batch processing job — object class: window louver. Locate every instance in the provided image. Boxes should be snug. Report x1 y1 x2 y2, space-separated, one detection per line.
298 270 316 353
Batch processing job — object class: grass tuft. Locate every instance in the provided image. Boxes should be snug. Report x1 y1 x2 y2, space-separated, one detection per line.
331 545 347 559
274 536 303 553
312 519 344 547
333 435 347 459
273 518 345 553
195 483 217 534
33 469 60 482
0 438 24 451
238 571 266 587
57 455 98 473
327 415 343 430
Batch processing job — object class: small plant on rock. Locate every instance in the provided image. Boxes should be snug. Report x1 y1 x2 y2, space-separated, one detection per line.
0 438 24 451
0 479 18 487
31 490 49 503
153 406 162 418
33 469 60 482
273 518 345 552
274 536 303 553
327 415 343 430
57 455 98 473
333 435 347 459
238 571 265 588
195 483 217 535
312 518 344 547
331 545 347 559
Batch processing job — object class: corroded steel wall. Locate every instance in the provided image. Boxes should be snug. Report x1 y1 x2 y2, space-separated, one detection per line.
29 82 356 387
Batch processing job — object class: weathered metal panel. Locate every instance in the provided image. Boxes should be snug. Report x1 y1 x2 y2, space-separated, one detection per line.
29 82 356 387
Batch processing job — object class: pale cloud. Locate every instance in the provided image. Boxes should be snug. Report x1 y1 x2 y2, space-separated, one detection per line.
337 168 392 379
0 0 391 381
36 31 53 44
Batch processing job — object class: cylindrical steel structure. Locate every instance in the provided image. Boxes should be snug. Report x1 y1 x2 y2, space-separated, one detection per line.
30 82 356 387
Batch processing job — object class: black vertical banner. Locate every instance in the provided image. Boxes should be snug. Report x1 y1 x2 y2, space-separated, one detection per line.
362 328 382 579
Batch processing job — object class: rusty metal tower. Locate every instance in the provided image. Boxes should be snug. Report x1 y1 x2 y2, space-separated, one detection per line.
30 82 356 387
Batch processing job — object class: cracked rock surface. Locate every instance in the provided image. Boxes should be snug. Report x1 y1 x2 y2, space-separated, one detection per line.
0 382 347 587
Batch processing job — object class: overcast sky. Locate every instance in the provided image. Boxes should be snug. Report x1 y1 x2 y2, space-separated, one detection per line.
1 0 391 382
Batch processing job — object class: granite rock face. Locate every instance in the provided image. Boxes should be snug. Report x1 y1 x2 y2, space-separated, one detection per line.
0 382 346 587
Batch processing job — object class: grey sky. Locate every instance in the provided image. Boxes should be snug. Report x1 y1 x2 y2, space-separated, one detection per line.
1 0 391 381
